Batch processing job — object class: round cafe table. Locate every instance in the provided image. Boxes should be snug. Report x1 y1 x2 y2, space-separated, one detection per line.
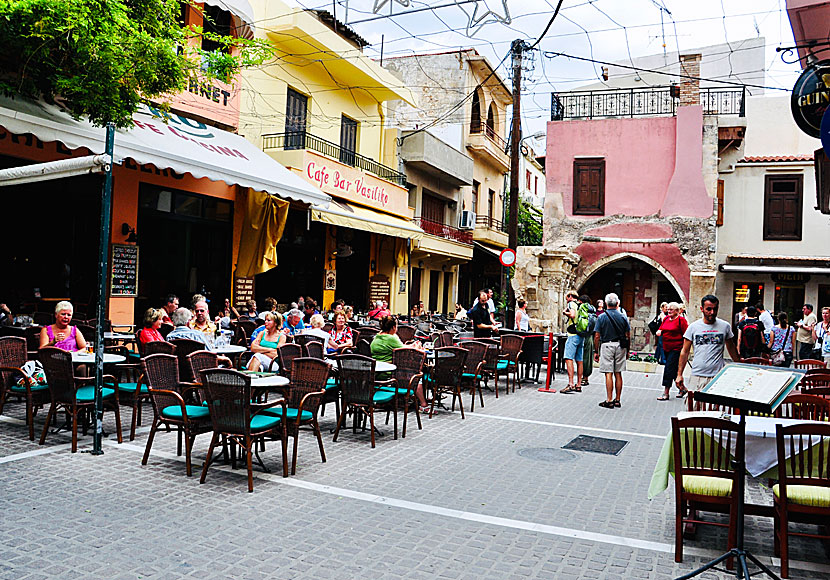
325 358 395 373
250 374 289 389
71 352 126 364
213 344 246 355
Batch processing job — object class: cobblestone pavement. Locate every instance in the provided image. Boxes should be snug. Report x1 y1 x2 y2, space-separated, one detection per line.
2 365 829 580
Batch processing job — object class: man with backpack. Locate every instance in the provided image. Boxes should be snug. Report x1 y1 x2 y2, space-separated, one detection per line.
579 295 597 388
737 305 765 360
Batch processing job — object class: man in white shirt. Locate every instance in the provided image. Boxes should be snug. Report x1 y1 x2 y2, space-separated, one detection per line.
756 301 774 341
486 288 497 326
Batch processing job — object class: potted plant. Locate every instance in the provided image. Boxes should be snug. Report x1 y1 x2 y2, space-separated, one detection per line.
627 352 657 373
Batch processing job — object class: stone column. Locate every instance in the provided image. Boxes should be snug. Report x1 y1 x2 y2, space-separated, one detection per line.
512 246 580 332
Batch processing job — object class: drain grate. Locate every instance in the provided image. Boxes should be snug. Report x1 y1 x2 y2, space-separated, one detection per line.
562 435 628 456
517 448 579 463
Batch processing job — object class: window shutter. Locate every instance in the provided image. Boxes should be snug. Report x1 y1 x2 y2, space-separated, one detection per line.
573 158 605 215
763 174 803 240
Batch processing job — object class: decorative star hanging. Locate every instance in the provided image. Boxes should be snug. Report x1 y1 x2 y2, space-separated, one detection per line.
372 0 411 14
456 0 511 37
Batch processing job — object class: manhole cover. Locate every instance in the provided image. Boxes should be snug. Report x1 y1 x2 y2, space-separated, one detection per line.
517 448 579 463
562 435 628 456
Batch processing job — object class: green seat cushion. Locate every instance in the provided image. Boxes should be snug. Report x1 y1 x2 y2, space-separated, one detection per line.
10 383 49 393
250 414 281 431
325 378 339 390
161 404 210 420
76 386 115 402
496 360 510 370
773 484 830 507
378 386 411 395
117 382 148 394
262 407 313 422
682 475 733 497
373 390 395 404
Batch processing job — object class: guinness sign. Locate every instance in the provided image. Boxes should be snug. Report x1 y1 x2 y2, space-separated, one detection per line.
791 60 830 138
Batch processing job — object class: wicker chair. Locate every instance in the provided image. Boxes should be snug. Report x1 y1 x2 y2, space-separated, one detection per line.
38 347 122 452
440 331 454 349
187 350 221 395
32 312 53 326
168 338 205 383
304 340 324 360
107 344 148 442
262 358 328 474
141 353 210 477
379 348 425 438
293 334 321 349
428 347 468 419
357 338 373 357
0 336 49 440
773 422 830 578
459 341 488 412
357 327 379 342
775 393 830 420
24 326 41 359
396 325 416 343
332 354 396 447
237 319 258 342
144 341 176 356
794 359 826 370
499 334 524 394
276 343 302 377
199 368 288 491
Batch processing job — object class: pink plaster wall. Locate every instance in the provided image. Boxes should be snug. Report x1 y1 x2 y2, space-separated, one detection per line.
660 106 711 218
584 222 672 239
546 116 676 217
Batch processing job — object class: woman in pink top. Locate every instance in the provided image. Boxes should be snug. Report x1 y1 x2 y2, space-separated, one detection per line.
139 308 165 344
39 301 87 352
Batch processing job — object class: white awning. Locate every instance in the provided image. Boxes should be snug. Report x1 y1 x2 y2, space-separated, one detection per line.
205 0 255 38
474 241 501 259
311 200 423 240
720 265 830 275
0 95 330 208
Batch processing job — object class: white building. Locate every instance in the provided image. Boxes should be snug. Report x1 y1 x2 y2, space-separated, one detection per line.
520 143 545 209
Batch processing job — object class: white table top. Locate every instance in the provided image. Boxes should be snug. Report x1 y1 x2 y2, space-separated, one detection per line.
251 374 290 388
325 358 395 373
71 352 126 364
104 332 136 341
213 345 247 354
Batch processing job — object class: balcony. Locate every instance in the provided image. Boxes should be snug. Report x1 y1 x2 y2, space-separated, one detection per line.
262 131 407 187
551 86 746 121
414 217 473 245
473 214 508 247
466 118 509 171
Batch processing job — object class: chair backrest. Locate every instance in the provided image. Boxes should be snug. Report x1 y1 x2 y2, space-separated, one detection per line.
276 343 302 377
519 334 544 364
336 354 376 406
432 346 467 387
286 357 329 412
357 327 378 342
775 422 830 495
392 347 424 392
671 415 743 492
238 319 258 339
501 334 524 362
75 324 95 344
396 325 416 343
0 326 25 338
187 350 219 382
0 336 27 390
38 347 76 403
801 371 830 391
741 357 770 366
304 341 324 360
143 353 188 415
200 368 252 435
430 332 442 346
357 338 372 357
460 340 488 375
143 340 176 357
801 386 830 400
777 393 830 420
323 323 333 334
168 338 205 382
794 359 826 370
294 334 322 348
441 331 454 348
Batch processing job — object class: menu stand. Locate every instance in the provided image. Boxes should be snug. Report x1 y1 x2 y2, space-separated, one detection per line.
675 364 804 580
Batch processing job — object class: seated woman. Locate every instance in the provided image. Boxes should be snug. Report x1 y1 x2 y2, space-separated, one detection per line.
139 308 164 344
327 312 353 355
370 316 429 412
39 300 86 352
303 314 331 351
344 305 354 321
248 312 286 372
410 300 426 318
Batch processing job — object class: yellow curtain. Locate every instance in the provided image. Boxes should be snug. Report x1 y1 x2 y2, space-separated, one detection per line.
235 189 289 278
395 238 408 269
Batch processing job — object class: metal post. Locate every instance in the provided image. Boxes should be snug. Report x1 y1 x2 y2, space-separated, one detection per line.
91 123 115 455
507 40 524 328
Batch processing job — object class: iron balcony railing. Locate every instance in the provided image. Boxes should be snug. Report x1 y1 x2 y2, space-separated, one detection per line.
469 117 508 151
476 214 506 232
414 217 473 244
551 86 746 121
262 131 407 187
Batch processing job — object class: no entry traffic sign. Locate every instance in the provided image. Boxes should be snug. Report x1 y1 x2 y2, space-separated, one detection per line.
499 248 516 267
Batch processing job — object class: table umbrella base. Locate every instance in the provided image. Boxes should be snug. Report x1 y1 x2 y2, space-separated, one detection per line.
675 548 780 580
537 387 556 393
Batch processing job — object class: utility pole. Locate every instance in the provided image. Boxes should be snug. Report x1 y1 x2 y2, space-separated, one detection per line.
506 39 525 329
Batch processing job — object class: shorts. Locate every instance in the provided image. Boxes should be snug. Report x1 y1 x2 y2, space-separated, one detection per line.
689 375 714 391
599 342 626 373
249 352 279 372
564 334 584 362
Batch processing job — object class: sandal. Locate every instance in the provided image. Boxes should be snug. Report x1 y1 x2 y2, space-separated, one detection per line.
418 405 430 413
676 389 689 398
613 399 621 408
560 385 577 394
573 386 582 392
657 394 670 401
598 400 615 408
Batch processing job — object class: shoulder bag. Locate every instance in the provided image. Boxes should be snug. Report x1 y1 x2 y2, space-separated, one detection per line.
605 312 630 350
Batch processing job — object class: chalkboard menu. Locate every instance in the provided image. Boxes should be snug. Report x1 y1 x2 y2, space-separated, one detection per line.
234 276 255 307
111 244 138 297
368 275 390 304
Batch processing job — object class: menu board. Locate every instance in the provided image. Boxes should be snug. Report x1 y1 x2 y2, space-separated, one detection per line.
233 276 255 306
111 244 138 297
368 275 390 304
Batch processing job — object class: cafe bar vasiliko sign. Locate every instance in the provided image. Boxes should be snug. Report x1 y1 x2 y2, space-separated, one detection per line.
791 59 830 138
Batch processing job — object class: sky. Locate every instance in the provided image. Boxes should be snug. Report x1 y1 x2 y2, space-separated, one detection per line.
286 0 802 135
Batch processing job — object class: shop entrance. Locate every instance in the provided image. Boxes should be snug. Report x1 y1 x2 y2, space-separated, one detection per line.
732 282 765 326
774 285 805 324
331 227 370 310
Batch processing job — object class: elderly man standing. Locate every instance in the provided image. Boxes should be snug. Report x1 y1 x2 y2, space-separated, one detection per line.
593 293 630 409
188 300 216 337
283 308 305 336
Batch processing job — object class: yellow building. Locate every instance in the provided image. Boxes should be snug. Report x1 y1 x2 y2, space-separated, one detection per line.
241 1 418 314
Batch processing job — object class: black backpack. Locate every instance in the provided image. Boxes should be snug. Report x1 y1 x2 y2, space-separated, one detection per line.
740 320 763 353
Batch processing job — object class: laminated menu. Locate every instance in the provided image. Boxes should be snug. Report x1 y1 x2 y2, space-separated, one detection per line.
698 363 803 414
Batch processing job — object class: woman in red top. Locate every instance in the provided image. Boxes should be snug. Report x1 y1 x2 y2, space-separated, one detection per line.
139 308 164 344
656 302 689 400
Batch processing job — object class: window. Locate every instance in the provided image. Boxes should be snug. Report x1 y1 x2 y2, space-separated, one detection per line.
534 175 538 195
201 5 232 53
526 170 531 191
470 91 482 134
488 189 495 220
421 193 445 224
763 174 802 240
339 115 358 166
471 180 479 214
573 158 605 215
285 88 308 149
716 179 724 226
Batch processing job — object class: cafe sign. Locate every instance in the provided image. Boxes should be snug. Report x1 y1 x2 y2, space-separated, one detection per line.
791 60 830 138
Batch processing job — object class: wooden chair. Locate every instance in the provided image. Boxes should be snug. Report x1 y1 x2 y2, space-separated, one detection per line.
741 357 770 366
199 368 288 491
800 386 830 400
141 353 210 477
385 347 425 438
0 336 49 440
428 347 468 419
332 354 396 448
459 341 488 412
275 343 302 377
800 370 830 391
187 350 220 385
168 338 205 383
775 394 830 420
773 422 830 578
671 415 744 568
396 325 416 343
144 341 176 356
794 359 825 370
38 347 123 452
499 334 524 394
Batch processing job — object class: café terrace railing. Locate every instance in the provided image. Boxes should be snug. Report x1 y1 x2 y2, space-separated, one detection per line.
550 86 746 121
262 131 408 187
476 214 506 232
414 216 473 244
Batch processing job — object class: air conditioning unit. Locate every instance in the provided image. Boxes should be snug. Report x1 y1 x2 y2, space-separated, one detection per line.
459 210 476 230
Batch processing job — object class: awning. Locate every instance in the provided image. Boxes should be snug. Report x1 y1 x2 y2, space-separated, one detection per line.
311 199 423 240
0 95 330 208
206 0 255 39
474 241 501 259
720 265 830 275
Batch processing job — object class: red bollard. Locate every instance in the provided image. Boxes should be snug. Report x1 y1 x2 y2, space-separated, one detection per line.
538 331 556 393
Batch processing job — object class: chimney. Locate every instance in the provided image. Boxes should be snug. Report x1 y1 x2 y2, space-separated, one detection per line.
678 53 701 107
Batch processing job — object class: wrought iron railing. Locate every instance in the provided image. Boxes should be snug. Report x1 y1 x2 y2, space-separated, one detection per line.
476 214 506 232
414 217 473 244
470 117 507 151
551 86 745 120
262 131 407 187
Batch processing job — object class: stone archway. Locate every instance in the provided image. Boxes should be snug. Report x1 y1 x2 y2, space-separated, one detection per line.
575 251 687 305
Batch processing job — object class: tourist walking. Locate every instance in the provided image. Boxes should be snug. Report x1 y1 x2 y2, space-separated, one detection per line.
579 295 596 388
736 305 765 360
813 306 830 361
768 312 795 367
514 299 530 331
562 290 583 393
593 293 629 408
656 302 688 400
795 303 817 360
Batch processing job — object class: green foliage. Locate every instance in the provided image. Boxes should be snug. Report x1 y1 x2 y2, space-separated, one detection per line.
628 352 642 361
504 199 543 246
0 0 271 127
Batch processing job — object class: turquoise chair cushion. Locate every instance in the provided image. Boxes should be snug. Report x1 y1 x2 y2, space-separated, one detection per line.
461 372 478 379
117 382 148 394
325 378 339 390
76 386 115 402
250 414 281 431
262 407 313 422
373 390 395 404
161 404 210 420
10 383 49 393
496 360 510 370
378 386 411 395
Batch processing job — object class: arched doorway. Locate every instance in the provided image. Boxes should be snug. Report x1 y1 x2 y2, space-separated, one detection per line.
470 90 483 134
576 255 683 352
486 103 497 138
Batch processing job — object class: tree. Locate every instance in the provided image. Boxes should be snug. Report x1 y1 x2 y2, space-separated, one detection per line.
0 0 270 127
511 200 543 246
